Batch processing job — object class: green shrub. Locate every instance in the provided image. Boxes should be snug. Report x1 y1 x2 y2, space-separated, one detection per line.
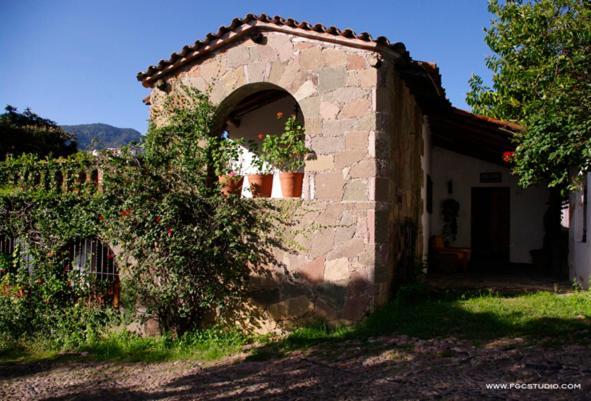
101 85 278 334
0 86 278 350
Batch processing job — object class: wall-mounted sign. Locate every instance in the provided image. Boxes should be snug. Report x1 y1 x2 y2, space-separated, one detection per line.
480 172 502 183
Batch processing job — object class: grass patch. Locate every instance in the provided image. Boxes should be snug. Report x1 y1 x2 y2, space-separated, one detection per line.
357 287 591 340
0 327 251 364
3 287 591 364
251 287 591 358
82 328 249 362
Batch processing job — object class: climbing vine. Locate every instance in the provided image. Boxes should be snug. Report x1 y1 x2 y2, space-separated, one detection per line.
0 86 284 343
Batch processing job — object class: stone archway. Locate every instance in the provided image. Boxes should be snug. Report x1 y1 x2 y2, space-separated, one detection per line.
214 83 305 198
146 30 381 325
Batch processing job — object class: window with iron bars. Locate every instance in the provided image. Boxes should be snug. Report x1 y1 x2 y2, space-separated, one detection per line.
67 238 120 307
0 235 120 307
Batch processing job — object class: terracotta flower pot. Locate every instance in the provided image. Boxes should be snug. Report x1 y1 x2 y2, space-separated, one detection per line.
279 172 304 198
248 174 273 198
218 175 244 196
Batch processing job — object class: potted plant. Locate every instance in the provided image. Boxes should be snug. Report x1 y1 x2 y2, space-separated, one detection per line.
264 113 310 198
247 133 274 198
211 136 244 196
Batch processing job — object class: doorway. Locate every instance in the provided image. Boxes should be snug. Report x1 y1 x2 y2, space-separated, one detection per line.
471 187 510 265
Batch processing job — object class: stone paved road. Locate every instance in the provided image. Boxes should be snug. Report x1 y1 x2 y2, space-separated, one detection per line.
1 336 590 400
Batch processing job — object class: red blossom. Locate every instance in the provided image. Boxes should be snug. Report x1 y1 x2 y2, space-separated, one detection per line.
167 228 173 237
98 214 105 222
154 215 161 223
257 132 265 141
502 151 514 164
276 111 284 119
120 209 132 217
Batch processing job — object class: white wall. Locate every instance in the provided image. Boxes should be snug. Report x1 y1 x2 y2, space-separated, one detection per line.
430 146 549 264
570 173 591 287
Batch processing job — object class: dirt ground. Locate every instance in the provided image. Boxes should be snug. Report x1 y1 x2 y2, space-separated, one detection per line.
1 336 590 401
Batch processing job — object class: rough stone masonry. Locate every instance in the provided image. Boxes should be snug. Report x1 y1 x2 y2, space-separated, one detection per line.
145 25 426 331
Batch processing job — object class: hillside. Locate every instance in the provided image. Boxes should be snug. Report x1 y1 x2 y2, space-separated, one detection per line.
61 123 142 150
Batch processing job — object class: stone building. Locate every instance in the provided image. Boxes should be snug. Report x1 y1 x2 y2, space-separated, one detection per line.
138 14 552 329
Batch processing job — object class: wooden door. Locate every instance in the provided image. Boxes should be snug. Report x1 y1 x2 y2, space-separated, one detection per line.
471 187 510 263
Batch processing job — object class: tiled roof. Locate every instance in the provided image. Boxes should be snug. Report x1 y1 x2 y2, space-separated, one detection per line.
136 13 520 140
137 13 411 86
451 107 523 132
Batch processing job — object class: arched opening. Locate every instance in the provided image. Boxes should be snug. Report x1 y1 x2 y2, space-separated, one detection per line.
214 83 306 199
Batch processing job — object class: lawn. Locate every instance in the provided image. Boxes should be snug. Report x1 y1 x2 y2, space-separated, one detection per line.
2 287 591 364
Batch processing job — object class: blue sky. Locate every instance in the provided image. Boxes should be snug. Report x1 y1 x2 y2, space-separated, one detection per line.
0 0 493 133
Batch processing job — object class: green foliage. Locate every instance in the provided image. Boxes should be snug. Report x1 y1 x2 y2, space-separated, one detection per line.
102 85 275 334
0 86 278 353
262 114 310 172
76 327 249 362
0 152 100 193
211 137 245 176
0 105 77 160
467 0 591 191
0 189 120 349
247 137 274 174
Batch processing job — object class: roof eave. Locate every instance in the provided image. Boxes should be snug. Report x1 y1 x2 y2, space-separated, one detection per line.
138 20 409 88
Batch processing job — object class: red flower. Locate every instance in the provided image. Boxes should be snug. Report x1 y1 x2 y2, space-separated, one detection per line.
257 132 265 141
155 215 161 223
120 209 132 217
98 214 105 222
502 151 514 164
167 228 173 237
276 111 284 119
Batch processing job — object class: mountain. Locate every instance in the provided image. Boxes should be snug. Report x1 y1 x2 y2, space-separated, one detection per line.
61 123 143 150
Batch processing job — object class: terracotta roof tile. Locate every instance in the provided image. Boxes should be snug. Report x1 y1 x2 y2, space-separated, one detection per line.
137 13 410 86
451 107 523 132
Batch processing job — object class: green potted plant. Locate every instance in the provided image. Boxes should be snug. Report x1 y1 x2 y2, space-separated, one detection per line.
263 113 309 198
211 137 244 196
247 133 274 198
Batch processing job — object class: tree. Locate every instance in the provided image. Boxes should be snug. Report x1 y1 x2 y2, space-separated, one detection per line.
0 105 77 160
467 0 591 191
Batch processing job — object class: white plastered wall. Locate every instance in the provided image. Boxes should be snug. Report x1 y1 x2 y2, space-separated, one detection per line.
569 173 591 287
430 146 549 264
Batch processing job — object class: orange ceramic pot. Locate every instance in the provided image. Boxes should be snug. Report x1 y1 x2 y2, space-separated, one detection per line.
248 174 273 198
279 172 304 198
218 175 244 196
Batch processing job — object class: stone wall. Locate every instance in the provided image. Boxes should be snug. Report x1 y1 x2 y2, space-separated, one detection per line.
147 31 424 330
374 58 426 304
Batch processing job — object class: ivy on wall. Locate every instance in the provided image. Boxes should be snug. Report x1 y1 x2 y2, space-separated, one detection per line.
0 86 283 342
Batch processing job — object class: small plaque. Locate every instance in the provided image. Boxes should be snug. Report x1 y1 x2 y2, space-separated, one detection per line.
480 172 502 183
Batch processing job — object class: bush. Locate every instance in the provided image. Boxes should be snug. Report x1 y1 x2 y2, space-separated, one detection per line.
102 85 276 334
0 86 277 349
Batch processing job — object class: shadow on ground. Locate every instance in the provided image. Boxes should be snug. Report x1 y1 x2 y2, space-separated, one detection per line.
3 290 591 400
